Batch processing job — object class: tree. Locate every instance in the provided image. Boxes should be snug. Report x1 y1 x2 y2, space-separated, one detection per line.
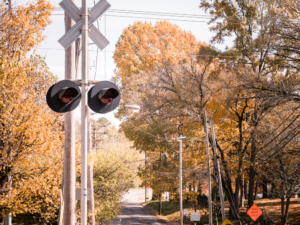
114 16 300 221
114 20 218 217
199 0 300 210
0 1 64 223
92 130 143 225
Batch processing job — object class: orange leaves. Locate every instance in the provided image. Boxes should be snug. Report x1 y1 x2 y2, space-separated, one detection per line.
0 0 54 62
114 21 202 82
0 18 63 218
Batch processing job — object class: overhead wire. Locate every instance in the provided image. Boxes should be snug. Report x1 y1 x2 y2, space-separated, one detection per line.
51 6 299 180
51 8 244 25
36 48 239 59
53 7 243 21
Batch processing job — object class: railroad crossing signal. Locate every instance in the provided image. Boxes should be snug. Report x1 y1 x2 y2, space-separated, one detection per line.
88 81 120 114
247 204 263 222
46 80 81 113
46 81 121 114
58 0 110 50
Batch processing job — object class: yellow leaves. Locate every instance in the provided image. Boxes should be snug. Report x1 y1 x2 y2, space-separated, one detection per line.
0 0 54 62
0 52 62 222
114 21 201 83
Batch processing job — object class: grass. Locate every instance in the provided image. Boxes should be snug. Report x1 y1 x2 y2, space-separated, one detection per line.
143 201 215 224
143 199 300 224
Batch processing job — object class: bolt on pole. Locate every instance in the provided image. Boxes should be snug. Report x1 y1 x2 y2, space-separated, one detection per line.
81 0 88 224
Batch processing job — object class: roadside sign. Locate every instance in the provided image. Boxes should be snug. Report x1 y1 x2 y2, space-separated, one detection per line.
184 209 188 216
190 212 200 221
247 204 263 221
221 219 233 225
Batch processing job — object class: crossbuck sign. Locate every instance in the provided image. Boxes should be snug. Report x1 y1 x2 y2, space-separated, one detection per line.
58 0 110 50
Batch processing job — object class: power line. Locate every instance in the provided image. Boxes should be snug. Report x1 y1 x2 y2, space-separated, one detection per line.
36 48 238 58
51 13 214 23
109 9 213 19
54 7 214 18
54 8 241 21
106 14 213 23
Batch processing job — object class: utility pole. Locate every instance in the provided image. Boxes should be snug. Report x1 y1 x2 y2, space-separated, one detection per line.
54 0 111 224
210 117 225 222
63 3 76 224
81 0 88 224
145 151 147 202
177 135 186 225
203 111 212 225
4 176 12 225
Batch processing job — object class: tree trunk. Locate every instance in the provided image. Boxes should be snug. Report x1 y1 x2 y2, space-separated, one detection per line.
244 180 248 199
248 131 257 207
262 177 268 198
281 196 284 221
254 182 258 200
159 193 162 215
199 184 202 195
240 176 244 207
271 183 276 198
282 197 290 225
223 185 240 220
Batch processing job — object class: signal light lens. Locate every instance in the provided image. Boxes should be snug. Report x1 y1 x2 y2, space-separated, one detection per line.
88 81 121 114
98 88 119 105
59 87 79 104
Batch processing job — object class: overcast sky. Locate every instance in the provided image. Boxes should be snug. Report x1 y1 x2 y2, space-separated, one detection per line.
15 0 232 126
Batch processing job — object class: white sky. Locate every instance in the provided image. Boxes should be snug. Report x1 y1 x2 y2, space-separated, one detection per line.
15 0 232 126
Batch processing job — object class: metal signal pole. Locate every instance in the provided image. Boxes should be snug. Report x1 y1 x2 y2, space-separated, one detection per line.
203 111 213 225
81 0 88 224
87 108 95 225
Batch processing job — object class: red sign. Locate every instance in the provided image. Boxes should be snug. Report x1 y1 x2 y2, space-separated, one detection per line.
247 204 263 221
147 185 150 189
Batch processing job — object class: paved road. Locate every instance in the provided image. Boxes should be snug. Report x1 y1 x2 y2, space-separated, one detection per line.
112 189 176 225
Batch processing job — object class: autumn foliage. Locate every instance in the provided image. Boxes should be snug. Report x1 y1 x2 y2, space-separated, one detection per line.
114 15 300 222
0 1 64 223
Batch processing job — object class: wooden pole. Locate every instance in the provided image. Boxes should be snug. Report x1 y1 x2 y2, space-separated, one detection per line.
63 4 76 224
203 111 213 225
210 117 225 222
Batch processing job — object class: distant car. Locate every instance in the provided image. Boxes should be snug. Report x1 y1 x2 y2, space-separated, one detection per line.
256 194 263 199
